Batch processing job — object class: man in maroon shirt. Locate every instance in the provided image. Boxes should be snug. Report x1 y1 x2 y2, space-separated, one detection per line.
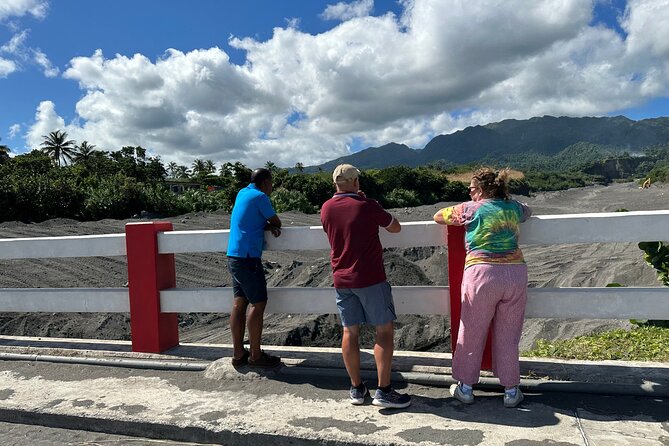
321 164 411 409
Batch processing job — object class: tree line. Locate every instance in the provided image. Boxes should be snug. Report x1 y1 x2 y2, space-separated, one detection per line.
1 130 667 224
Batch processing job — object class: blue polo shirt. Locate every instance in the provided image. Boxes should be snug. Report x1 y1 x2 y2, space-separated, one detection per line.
227 183 277 258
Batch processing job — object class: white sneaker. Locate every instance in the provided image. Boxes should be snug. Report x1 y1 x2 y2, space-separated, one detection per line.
449 383 474 404
504 387 524 408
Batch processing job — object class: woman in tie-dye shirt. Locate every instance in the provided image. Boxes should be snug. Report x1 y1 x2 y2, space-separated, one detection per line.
434 167 531 408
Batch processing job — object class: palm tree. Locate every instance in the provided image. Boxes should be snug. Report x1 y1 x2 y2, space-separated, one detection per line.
72 141 97 163
174 165 190 179
264 161 278 173
219 162 234 177
295 162 304 173
204 159 216 175
192 159 207 177
40 130 76 166
167 162 179 178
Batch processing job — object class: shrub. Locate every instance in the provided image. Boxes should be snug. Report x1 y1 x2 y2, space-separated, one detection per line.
271 187 317 214
383 188 421 208
176 189 232 213
82 175 143 220
524 326 669 361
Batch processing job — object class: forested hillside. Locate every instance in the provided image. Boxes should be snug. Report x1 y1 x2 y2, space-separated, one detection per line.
307 116 669 170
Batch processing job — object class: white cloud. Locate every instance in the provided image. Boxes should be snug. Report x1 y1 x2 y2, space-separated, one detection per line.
0 30 28 53
0 57 16 77
23 0 669 168
320 0 374 21
32 48 58 77
8 123 21 138
0 0 47 21
26 101 65 149
623 0 669 58
285 17 300 29
1 29 59 78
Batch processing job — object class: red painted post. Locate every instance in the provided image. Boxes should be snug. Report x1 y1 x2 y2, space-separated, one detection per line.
446 225 492 370
125 222 179 353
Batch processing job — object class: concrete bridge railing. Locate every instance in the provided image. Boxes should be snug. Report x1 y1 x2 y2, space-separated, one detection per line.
1 210 668 355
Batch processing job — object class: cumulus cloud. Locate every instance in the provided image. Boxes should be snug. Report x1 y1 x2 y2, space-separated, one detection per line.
26 101 65 147
320 0 374 21
623 0 669 58
0 57 16 77
24 0 669 168
0 0 48 21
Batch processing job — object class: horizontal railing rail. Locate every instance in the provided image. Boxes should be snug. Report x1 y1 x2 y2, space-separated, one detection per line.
2 286 669 320
0 288 129 312
0 234 126 259
159 210 669 253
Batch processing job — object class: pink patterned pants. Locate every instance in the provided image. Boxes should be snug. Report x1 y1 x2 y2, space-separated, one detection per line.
452 263 528 388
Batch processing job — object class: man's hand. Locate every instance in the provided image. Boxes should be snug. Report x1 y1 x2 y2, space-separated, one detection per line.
357 190 366 198
267 225 281 237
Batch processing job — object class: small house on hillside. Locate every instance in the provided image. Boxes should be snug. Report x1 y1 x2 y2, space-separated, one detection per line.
165 180 201 194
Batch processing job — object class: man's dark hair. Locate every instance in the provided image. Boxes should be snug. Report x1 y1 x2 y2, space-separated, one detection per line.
251 168 272 186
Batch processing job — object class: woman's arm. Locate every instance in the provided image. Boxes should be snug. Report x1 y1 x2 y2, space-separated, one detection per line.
433 209 448 225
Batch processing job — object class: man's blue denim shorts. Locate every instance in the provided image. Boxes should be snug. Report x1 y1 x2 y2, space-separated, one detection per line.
227 256 268 304
335 280 396 327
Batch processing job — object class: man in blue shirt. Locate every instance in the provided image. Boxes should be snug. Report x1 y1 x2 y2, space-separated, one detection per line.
227 168 282 368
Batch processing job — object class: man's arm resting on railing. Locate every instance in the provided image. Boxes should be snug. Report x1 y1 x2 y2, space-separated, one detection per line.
265 215 282 237
385 216 401 233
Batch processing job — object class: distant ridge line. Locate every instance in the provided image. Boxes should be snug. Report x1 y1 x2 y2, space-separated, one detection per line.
305 115 669 172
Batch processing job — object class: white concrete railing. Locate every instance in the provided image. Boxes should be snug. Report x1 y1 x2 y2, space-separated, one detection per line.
1 210 669 319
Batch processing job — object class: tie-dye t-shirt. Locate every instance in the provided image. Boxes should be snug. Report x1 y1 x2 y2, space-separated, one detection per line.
440 199 531 268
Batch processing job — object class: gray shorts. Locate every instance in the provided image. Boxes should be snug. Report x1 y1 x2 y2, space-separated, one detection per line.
335 280 396 327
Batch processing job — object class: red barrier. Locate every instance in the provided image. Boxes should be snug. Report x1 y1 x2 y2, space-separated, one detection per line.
125 222 179 353
446 225 492 370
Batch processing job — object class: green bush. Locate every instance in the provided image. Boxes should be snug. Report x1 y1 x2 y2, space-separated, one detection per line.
523 326 669 361
271 187 317 214
82 175 144 220
140 184 184 216
8 169 84 222
176 189 232 213
383 188 421 208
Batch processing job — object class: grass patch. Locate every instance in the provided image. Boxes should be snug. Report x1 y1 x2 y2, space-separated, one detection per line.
522 326 669 362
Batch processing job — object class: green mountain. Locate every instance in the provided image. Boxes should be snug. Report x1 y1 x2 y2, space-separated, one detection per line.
311 115 669 170
305 142 417 172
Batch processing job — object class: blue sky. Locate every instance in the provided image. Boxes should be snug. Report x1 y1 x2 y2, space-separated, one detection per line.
1 0 668 167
